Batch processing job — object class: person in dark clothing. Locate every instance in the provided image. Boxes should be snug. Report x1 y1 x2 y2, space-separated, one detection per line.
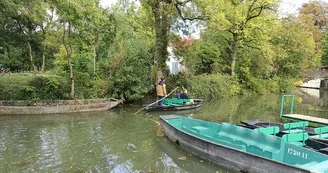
176 88 181 98
180 89 194 104
180 90 188 99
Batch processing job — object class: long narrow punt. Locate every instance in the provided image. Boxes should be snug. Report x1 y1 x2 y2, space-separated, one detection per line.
144 99 204 111
0 99 121 115
160 115 328 173
282 114 328 126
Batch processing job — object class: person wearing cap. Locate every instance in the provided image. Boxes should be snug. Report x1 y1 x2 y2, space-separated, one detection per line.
156 77 167 106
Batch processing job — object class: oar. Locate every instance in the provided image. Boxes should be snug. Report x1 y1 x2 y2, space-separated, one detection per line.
134 86 179 115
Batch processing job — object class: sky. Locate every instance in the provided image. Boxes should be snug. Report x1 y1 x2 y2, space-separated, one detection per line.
278 0 328 15
99 0 328 38
100 0 117 8
100 0 328 15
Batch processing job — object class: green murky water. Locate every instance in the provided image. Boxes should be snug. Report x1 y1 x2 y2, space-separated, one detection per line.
1 88 328 173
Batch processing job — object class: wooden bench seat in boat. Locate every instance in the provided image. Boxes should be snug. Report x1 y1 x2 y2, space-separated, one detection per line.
254 126 280 135
282 132 308 146
216 123 283 159
311 126 328 139
282 121 309 134
182 125 247 152
191 126 209 134
252 125 308 147
181 121 284 159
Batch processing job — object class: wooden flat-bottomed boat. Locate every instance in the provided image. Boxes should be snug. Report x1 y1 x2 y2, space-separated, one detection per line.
144 98 204 111
160 115 328 173
0 98 122 115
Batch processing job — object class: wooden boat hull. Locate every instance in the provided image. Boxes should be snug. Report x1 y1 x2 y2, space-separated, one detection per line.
145 99 204 111
0 99 121 115
241 120 328 154
160 115 318 173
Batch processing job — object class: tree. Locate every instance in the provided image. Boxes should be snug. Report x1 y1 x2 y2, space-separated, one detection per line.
176 41 222 75
272 18 315 78
299 1 328 67
54 0 94 99
107 28 153 101
0 0 45 71
322 32 328 66
140 0 209 82
200 0 278 76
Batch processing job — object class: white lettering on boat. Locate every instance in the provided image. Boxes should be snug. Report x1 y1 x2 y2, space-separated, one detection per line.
287 148 308 159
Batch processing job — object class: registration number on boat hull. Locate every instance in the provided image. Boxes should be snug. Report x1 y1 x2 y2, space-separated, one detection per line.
287 148 308 159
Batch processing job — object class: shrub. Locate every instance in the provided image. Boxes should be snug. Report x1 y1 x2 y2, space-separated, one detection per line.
184 74 241 100
28 75 70 100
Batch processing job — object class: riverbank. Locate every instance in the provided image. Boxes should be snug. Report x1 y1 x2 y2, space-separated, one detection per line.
1 72 299 103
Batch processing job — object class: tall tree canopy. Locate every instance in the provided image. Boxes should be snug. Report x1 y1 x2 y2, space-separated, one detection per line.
1 0 328 100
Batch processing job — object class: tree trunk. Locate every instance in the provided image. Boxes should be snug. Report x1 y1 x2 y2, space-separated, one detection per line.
161 3 169 65
41 45 46 72
93 47 96 76
93 32 99 78
152 0 169 83
153 0 162 83
63 22 75 100
231 33 239 76
68 56 75 99
28 42 37 71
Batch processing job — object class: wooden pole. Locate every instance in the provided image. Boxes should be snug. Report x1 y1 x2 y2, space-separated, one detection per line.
135 87 178 115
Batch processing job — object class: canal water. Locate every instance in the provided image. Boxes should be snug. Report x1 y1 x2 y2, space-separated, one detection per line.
1 88 328 173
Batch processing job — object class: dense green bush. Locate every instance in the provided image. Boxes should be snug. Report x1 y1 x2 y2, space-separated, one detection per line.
107 30 153 101
0 73 110 100
0 74 34 100
165 72 189 91
187 74 241 100
167 73 241 100
27 75 70 100
242 76 294 94
0 74 71 100
166 73 293 100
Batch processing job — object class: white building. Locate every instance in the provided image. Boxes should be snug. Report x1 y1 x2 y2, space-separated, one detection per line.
166 47 187 74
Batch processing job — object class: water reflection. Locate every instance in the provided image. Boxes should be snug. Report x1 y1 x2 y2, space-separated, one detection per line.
157 137 236 173
292 88 328 117
2 89 328 172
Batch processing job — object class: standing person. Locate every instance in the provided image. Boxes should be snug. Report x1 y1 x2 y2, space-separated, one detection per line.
156 77 167 106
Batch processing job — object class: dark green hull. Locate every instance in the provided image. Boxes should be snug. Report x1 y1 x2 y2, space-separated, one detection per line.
144 99 204 111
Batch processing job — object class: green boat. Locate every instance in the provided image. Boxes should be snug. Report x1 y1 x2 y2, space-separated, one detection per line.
144 98 204 111
160 115 328 173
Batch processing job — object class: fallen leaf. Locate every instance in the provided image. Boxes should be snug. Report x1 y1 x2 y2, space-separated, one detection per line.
178 156 186 160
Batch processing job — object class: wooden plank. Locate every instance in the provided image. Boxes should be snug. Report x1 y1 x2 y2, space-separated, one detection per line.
282 114 328 126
